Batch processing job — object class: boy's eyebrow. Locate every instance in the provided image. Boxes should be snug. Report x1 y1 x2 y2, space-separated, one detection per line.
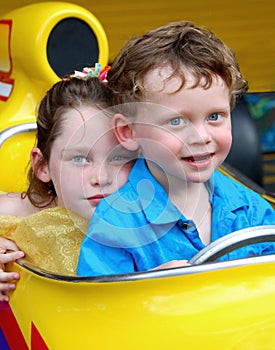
146 103 186 115
62 145 89 154
158 108 187 117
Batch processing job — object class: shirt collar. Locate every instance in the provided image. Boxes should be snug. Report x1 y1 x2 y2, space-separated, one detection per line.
128 158 182 224
128 159 247 225
212 169 249 211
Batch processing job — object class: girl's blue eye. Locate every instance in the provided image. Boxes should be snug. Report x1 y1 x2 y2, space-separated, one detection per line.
110 154 133 164
169 117 184 126
112 155 126 162
208 113 220 121
72 156 88 163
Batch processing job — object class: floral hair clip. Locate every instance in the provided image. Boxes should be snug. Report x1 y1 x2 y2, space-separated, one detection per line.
69 63 111 82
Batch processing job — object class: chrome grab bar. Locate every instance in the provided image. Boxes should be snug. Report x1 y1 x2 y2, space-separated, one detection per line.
0 122 37 148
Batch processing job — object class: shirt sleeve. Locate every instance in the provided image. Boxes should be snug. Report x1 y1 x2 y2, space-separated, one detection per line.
221 190 275 260
76 209 136 276
249 190 275 226
77 236 135 276
253 196 275 256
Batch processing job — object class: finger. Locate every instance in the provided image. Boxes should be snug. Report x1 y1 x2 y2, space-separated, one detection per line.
0 237 20 252
0 274 18 302
0 251 25 265
0 293 10 302
0 270 20 282
180 259 191 265
0 281 17 293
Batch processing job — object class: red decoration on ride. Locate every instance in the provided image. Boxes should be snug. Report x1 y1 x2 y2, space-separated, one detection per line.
0 301 28 349
0 301 49 349
0 20 14 101
31 323 49 350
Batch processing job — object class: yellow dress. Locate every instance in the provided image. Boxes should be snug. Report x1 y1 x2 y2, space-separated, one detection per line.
0 207 88 275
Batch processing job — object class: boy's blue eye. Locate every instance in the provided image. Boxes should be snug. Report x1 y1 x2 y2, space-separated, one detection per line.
208 113 220 121
72 156 88 163
169 117 184 126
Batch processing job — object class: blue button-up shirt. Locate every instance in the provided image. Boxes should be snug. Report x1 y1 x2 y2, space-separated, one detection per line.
77 158 275 276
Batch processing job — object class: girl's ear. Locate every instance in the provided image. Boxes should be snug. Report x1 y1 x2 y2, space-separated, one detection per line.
113 113 140 151
30 148 51 183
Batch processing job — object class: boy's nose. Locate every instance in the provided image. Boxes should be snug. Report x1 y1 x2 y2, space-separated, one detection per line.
187 124 212 144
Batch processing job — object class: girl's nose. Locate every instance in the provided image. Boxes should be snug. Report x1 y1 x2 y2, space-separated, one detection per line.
89 163 111 187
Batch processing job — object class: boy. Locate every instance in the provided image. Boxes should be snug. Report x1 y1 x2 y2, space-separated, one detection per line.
77 21 275 276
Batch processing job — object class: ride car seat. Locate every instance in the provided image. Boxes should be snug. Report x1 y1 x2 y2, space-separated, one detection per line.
225 97 263 186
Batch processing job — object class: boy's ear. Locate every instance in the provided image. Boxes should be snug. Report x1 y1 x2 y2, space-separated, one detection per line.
113 113 139 151
30 148 51 183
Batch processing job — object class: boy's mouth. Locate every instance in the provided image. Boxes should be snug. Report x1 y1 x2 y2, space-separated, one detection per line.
182 153 213 162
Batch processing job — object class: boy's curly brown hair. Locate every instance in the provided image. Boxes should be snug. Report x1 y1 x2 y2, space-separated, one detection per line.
108 21 248 109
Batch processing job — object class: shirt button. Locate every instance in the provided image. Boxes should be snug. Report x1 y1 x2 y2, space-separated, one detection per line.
180 222 189 230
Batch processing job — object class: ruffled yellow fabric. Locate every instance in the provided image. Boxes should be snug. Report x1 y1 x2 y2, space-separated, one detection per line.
0 207 88 275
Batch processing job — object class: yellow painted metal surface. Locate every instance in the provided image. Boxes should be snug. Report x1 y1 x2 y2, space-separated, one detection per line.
0 131 35 192
3 258 275 349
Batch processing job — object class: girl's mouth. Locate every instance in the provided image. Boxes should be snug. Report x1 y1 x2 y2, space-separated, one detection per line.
87 194 108 206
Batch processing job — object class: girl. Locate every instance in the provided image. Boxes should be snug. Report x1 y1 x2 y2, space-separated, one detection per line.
0 73 137 300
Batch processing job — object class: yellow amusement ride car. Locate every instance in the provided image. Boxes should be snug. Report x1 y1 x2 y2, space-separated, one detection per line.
0 1 275 349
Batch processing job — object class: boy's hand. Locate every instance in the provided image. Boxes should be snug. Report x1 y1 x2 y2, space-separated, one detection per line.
151 259 190 271
0 238 25 302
